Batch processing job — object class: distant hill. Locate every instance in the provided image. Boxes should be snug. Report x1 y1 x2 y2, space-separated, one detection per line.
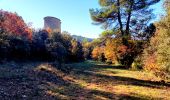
72 35 93 42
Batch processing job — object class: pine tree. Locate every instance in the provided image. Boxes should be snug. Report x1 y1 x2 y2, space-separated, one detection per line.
90 0 160 38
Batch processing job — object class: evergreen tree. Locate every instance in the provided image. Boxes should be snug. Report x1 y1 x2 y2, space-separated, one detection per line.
90 0 160 38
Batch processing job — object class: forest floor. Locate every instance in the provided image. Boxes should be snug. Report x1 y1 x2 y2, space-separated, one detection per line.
0 60 170 100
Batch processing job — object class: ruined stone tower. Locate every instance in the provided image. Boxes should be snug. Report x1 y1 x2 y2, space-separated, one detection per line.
44 16 61 33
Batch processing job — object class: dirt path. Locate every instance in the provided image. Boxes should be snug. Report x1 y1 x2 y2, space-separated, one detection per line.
0 61 169 100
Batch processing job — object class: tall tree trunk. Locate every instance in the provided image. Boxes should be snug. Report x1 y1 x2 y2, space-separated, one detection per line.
121 1 134 67
125 11 131 36
125 1 133 37
117 0 124 36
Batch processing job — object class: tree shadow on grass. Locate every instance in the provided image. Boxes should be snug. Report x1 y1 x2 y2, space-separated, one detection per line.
69 61 170 89
74 70 170 89
87 89 157 100
35 65 161 100
69 61 129 74
0 61 167 99
96 64 128 70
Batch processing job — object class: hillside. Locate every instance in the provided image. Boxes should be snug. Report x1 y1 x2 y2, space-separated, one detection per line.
72 35 93 42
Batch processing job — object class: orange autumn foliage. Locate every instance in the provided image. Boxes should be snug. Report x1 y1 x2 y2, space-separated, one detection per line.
0 10 32 39
91 46 104 61
92 46 100 60
117 45 128 57
143 53 158 72
104 39 117 64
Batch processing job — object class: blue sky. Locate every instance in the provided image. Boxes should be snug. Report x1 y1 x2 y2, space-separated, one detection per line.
0 0 164 38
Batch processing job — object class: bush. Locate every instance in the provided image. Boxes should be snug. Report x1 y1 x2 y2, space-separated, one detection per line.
92 46 105 62
30 30 49 60
131 56 143 70
0 31 31 60
82 41 93 59
9 36 31 59
0 32 10 59
70 39 84 62
104 39 118 64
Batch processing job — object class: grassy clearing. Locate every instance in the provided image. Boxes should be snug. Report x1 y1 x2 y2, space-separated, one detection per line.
65 61 170 100
0 61 169 99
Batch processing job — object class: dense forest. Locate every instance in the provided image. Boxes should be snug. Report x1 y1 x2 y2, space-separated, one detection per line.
0 0 170 99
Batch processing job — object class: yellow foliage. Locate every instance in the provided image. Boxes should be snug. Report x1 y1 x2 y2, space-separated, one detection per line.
104 39 117 64
92 46 105 61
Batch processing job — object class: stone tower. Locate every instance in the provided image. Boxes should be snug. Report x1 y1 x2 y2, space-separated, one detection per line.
44 16 61 33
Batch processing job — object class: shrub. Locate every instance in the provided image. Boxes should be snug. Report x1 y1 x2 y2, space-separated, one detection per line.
9 36 31 59
30 30 49 60
82 41 93 59
131 56 143 70
92 46 105 62
70 39 84 62
104 39 118 64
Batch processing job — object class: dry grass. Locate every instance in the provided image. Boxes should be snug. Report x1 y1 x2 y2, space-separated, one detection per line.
0 60 169 99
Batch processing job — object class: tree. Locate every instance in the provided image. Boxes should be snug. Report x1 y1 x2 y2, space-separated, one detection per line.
90 0 160 66
137 23 156 40
0 10 32 60
46 39 67 68
143 0 170 79
61 31 75 62
0 10 32 40
61 31 73 47
99 30 115 45
9 36 31 59
71 39 84 62
92 46 105 62
100 30 115 39
0 31 10 60
91 38 103 47
104 39 118 64
82 41 93 59
31 29 49 60
90 0 160 38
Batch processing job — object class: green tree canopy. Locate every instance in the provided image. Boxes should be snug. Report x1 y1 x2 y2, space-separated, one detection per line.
100 30 115 38
90 0 160 38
